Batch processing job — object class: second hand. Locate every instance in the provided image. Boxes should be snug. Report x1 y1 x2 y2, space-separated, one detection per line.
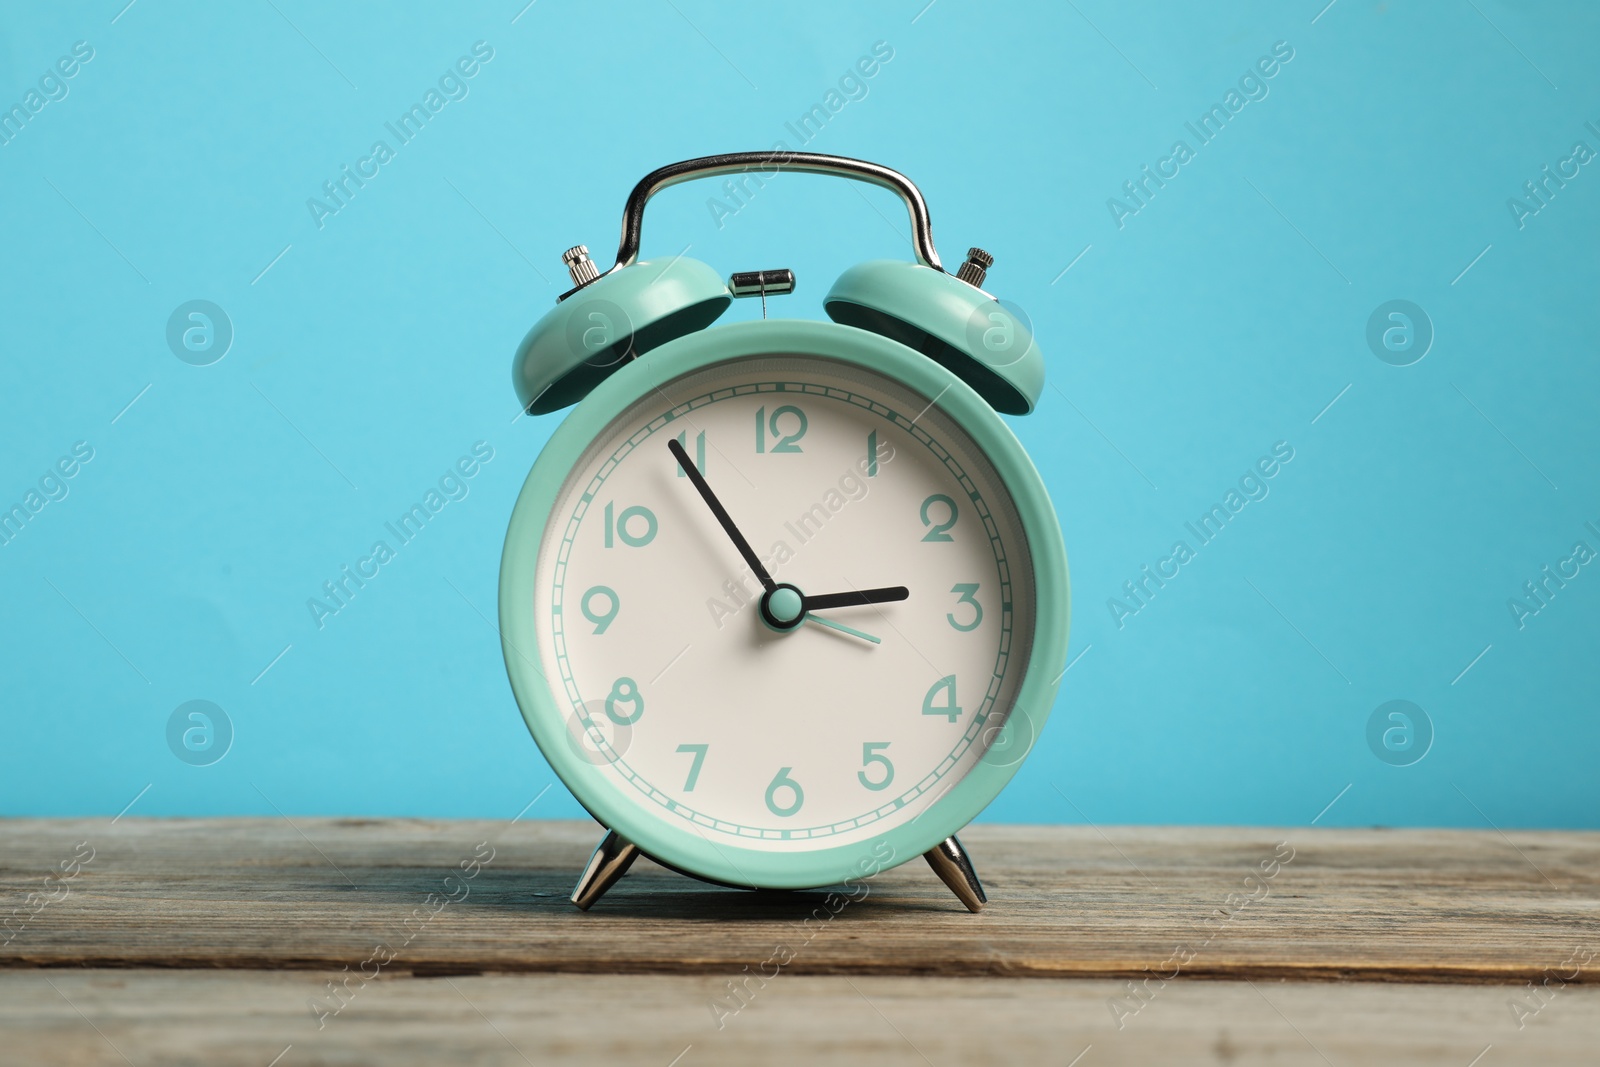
805 614 881 645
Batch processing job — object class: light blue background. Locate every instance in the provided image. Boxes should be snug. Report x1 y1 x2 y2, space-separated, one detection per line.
2 1 1596 830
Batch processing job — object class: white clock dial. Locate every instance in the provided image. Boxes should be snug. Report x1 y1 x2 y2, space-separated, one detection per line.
527 354 1036 850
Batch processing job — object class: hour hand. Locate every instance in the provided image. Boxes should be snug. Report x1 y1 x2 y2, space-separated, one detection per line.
801 586 909 612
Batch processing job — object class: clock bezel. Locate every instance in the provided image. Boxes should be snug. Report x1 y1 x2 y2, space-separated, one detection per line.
499 318 1070 889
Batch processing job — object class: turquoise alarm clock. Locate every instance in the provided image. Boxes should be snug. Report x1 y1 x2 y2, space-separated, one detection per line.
499 152 1069 911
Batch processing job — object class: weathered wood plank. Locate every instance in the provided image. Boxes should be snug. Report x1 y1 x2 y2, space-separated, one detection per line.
2 819 1596 982
4 969 1596 1066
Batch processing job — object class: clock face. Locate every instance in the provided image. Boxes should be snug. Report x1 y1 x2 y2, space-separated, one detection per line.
523 353 1038 855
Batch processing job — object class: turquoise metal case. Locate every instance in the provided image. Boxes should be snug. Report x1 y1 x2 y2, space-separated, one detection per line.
499 319 1070 889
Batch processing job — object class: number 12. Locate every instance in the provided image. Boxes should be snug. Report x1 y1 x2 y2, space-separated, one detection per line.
755 405 807 453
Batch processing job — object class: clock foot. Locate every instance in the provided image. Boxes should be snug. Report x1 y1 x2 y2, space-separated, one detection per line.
924 835 987 913
570 829 640 910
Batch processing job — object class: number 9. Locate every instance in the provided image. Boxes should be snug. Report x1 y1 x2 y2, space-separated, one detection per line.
581 586 619 634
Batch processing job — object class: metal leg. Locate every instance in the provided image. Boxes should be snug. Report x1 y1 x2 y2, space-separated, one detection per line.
570 829 640 910
924 834 987 913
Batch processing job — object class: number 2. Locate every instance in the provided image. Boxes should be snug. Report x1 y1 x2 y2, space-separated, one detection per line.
920 494 958 541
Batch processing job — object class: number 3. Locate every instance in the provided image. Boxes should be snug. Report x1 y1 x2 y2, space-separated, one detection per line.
947 583 982 631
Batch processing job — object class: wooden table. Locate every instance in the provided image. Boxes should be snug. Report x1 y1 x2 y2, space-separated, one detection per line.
3 818 1596 1064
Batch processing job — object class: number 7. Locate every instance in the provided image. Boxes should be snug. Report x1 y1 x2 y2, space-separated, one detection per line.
676 744 709 791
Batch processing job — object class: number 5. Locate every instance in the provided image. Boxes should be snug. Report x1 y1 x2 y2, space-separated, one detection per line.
858 743 894 791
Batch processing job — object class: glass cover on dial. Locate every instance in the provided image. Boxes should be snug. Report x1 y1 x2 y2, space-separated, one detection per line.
530 355 1036 850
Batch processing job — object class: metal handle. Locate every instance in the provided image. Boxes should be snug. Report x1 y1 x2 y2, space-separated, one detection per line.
609 151 946 274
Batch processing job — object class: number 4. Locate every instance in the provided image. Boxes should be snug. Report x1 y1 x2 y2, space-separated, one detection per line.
922 675 962 722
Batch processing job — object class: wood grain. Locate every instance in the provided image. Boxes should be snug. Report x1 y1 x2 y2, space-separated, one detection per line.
3 818 1596 983
5 970 1597 1066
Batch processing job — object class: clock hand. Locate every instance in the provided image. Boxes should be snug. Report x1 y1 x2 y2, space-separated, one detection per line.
805 614 882 645
668 437 775 592
800 586 909 612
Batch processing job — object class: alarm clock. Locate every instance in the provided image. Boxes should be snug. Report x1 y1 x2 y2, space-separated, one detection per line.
499 152 1069 911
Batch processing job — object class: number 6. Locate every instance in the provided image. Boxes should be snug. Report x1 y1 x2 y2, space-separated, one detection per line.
764 767 804 816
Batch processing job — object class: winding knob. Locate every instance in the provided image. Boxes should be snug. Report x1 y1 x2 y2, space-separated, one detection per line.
955 247 994 288
562 245 601 288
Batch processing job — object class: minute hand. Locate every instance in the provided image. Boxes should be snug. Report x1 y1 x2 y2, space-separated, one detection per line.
801 587 909 611
668 437 775 591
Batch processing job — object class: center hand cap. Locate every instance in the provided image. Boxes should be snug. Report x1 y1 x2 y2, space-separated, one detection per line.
759 584 806 632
